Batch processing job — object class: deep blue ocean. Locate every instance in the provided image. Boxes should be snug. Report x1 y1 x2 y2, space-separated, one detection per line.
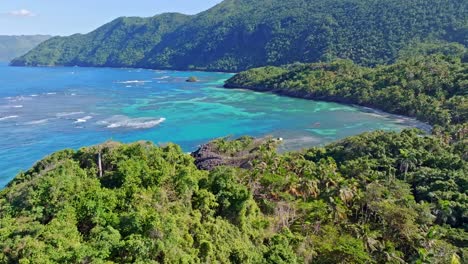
0 63 429 187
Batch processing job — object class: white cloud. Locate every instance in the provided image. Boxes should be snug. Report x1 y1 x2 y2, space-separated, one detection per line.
8 9 36 17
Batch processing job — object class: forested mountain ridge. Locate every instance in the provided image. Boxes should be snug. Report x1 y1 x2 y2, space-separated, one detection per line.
0 35 51 61
9 14 190 68
11 0 468 71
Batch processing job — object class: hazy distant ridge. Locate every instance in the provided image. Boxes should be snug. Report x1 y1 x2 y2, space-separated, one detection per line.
0 35 52 62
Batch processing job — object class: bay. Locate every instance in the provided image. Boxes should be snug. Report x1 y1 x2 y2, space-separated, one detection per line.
0 63 428 187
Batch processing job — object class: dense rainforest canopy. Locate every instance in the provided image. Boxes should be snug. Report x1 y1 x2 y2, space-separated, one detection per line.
0 131 466 263
2 0 467 262
2 50 468 261
0 35 51 62
10 0 468 71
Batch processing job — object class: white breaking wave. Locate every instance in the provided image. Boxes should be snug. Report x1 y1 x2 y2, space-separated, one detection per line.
8 96 32 102
154 76 170 80
0 115 18 121
74 116 93 124
98 115 166 129
25 119 49 125
1 105 23 109
56 111 85 118
116 80 152 84
46 92 57 95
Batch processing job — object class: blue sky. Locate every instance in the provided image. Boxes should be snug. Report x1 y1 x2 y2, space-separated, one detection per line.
0 0 223 36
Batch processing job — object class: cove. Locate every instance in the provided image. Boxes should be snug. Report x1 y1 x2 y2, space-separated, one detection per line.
0 64 429 187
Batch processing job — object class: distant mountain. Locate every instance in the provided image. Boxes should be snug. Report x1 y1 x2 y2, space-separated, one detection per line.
11 0 468 71
0 35 51 62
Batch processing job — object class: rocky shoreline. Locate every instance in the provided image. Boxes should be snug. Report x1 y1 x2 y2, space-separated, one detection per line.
191 143 251 170
191 136 280 171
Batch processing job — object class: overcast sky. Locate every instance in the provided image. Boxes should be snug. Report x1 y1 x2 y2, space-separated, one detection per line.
0 0 223 36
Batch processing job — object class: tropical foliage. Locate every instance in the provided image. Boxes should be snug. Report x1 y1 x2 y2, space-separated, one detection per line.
2 1 467 262
0 129 466 263
11 0 468 71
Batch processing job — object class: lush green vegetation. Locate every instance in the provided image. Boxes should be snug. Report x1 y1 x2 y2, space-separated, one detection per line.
10 14 190 68
225 48 468 130
0 129 466 263
212 136 262 156
3 2 467 262
0 35 51 61
11 0 467 71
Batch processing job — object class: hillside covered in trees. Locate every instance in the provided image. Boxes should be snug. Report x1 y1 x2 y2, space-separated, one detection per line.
11 0 468 71
0 131 466 263
225 45 468 131
0 35 51 61
2 48 468 260
3 1 467 262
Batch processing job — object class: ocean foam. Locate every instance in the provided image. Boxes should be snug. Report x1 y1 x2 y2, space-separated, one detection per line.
1 105 23 109
25 119 49 125
154 76 170 80
8 96 32 102
98 115 166 129
0 115 19 121
116 80 152 84
56 111 85 118
74 116 93 123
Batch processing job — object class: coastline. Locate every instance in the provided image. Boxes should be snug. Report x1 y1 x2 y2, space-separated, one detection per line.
224 83 434 132
9 61 239 74
6 63 433 133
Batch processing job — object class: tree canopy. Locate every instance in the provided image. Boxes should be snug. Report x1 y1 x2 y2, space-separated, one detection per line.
2 1 467 262
0 128 466 263
11 0 468 71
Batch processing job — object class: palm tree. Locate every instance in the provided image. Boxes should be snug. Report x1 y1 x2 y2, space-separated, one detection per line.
299 178 320 200
339 187 355 205
398 149 418 181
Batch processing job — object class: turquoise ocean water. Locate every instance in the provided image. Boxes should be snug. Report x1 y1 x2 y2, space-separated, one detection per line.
0 63 429 187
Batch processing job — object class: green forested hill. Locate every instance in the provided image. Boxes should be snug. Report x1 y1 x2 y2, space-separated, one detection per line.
0 35 51 61
225 48 468 129
11 0 468 71
9 14 190 68
0 132 466 263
